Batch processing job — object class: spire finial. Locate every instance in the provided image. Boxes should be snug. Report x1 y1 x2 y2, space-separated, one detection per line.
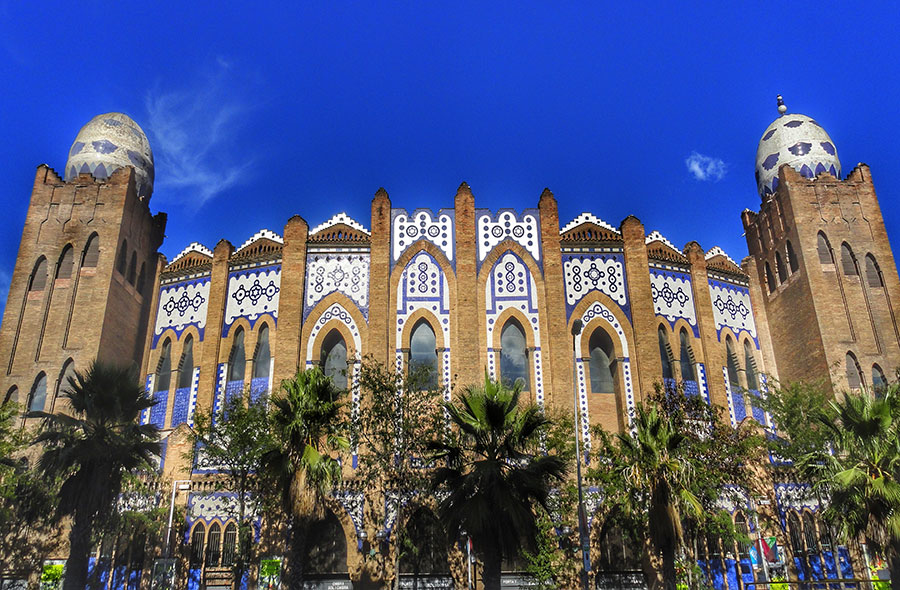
777 94 787 116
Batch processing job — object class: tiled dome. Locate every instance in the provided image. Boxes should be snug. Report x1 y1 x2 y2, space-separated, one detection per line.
755 99 840 198
65 113 154 199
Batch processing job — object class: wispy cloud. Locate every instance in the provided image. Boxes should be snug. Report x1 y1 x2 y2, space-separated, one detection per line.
685 152 727 182
144 60 253 208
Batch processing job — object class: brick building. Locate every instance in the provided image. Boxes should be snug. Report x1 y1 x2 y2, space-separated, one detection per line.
1 100 898 589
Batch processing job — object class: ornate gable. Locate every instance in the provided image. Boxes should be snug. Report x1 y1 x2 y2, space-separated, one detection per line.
705 246 747 278
164 243 213 276
232 229 283 264
560 213 622 244
308 213 371 244
645 231 689 265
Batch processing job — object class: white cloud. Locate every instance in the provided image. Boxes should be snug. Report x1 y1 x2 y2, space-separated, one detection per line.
144 63 252 208
685 152 727 182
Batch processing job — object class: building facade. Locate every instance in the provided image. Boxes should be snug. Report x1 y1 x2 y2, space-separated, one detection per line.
1 101 898 589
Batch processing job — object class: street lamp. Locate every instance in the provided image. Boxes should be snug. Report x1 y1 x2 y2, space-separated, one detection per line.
164 480 192 557
571 319 590 590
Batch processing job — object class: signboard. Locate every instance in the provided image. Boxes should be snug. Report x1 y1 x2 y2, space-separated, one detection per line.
398 576 454 589
299 579 352 590
499 574 538 589
259 558 282 590
149 559 176 590
40 561 65 590
0 580 28 590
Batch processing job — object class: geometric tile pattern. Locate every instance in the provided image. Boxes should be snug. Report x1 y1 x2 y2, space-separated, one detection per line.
709 279 758 344
562 253 628 319
391 208 455 268
304 253 369 321
223 265 281 337
476 209 541 268
153 278 210 348
651 269 698 337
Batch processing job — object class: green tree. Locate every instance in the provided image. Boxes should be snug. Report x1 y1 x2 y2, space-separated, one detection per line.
356 357 447 590
591 386 762 590
428 374 567 590
262 368 348 585
28 361 160 590
190 394 273 588
808 387 900 590
755 378 835 464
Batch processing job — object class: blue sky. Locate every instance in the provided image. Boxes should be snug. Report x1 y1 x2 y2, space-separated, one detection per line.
2 2 900 317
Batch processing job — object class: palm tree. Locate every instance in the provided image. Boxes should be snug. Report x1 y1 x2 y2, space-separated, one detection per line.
810 387 900 590
613 403 701 590
428 375 567 590
262 368 348 584
28 361 160 590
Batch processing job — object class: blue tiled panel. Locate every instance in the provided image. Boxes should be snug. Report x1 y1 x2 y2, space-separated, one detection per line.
111 566 126 590
710 559 725 590
149 391 168 428
739 557 755 590
731 392 747 422
749 390 766 424
187 568 202 590
725 558 739 590
127 569 141 590
838 547 854 581
684 380 699 397
225 380 243 405
250 377 268 403
171 387 192 427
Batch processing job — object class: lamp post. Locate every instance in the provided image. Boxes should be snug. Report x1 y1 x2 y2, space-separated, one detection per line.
165 480 192 557
571 319 590 590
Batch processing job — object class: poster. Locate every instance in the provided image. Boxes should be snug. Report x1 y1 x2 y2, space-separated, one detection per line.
259 557 282 590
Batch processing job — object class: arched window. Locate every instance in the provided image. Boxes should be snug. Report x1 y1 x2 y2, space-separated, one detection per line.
846 352 863 391
817 233 832 265
802 512 819 556
775 252 787 282
189 523 206 567
221 523 237 568
679 329 696 383
399 508 450 575
873 364 888 393
500 319 529 391
127 252 137 285
786 241 799 273
743 341 759 391
29 257 48 292
589 327 615 394
787 512 808 577
302 511 348 575
765 261 776 293
658 326 674 383
409 319 438 389
156 339 172 394
206 523 221 567
29 373 47 412
228 328 246 383
253 324 271 381
56 245 74 280
865 254 883 288
136 263 147 292
321 330 348 390
82 234 100 268
177 336 195 390
734 512 752 561
3 386 18 406
841 243 857 276
116 241 128 275
725 337 741 388
55 359 76 410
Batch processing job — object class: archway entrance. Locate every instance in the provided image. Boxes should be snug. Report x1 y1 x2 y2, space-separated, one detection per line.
299 510 351 589
398 508 452 589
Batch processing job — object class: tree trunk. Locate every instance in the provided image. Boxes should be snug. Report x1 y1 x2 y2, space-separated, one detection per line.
481 546 501 590
642 538 665 590
662 545 677 590
63 508 92 590
889 546 900 590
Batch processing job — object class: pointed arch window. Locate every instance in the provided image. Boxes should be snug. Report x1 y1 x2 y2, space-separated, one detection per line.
189 523 206 567
786 241 799 274
775 251 787 283
841 243 857 276
817 233 832 265
29 257 48 292
846 352 863 391
410 319 438 389
802 512 820 556
136 263 147 292
228 328 246 383
117 241 128 275
657 326 674 383
205 523 221 567
56 245 74 280
55 359 76 411
787 512 808 577
127 252 137 285
765 262 776 293
734 512 752 562
178 336 195 390
679 329 696 384
589 327 615 394
28 373 47 412
500 319 530 391
156 340 172 394
82 234 100 268
873 364 887 393
321 330 348 390
743 340 759 391
4 386 18 406
865 254 883 288
221 523 238 567
253 325 271 380
725 337 741 387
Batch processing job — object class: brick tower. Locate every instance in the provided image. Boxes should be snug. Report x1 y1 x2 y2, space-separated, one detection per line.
0 113 166 415
742 97 900 393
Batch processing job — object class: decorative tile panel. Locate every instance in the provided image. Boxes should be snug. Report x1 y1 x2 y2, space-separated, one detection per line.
223 265 281 337
651 269 698 337
186 492 261 542
304 253 369 320
562 254 628 319
476 209 541 268
709 279 757 344
774 483 823 527
723 366 737 428
391 208 454 268
332 489 365 548
153 278 210 348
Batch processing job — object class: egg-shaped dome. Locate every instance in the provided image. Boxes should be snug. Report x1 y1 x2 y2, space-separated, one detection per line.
65 113 154 199
755 100 840 198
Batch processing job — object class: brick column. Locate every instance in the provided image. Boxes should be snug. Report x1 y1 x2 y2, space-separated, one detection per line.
620 216 660 401
139 254 167 379
453 182 479 387
368 188 392 365
274 215 308 380
537 189 571 409
685 242 728 407
195 239 233 415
